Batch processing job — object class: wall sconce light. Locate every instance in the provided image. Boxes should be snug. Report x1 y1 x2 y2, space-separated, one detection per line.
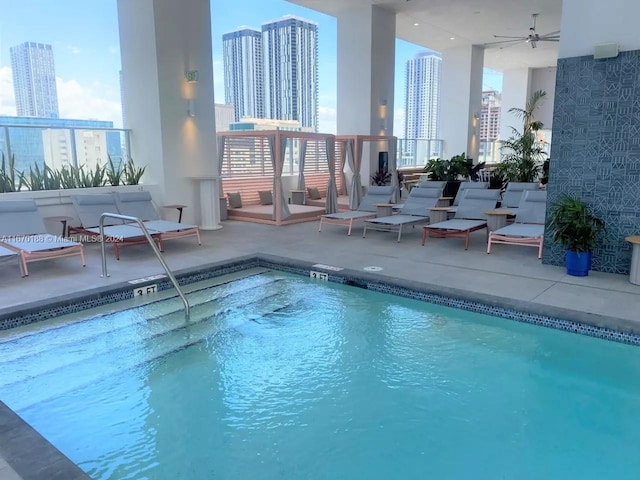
473 111 480 121
188 99 196 117
185 70 199 83
380 119 387 131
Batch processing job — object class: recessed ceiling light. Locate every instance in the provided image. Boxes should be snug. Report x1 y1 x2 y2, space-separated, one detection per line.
413 22 419 26
450 36 455 40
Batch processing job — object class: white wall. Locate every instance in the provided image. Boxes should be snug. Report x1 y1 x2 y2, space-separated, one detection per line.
559 0 640 58
530 67 556 130
440 45 484 160
117 0 218 226
499 68 531 141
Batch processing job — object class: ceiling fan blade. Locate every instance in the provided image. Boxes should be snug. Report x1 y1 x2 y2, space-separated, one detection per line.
492 35 528 39
484 39 525 46
500 41 526 50
538 38 560 42
541 30 560 37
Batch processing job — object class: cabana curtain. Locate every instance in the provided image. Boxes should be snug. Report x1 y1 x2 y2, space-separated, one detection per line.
297 139 308 191
347 139 363 209
388 137 398 203
269 134 291 222
325 136 338 214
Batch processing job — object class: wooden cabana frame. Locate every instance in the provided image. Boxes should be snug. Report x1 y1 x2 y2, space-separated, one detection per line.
335 135 398 210
217 130 336 225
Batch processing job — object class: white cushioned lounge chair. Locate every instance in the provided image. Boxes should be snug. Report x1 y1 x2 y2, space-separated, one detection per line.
70 194 163 260
363 184 444 242
422 189 500 250
114 191 201 246
487 190 547 258
318 185 395 236
0 200 85 276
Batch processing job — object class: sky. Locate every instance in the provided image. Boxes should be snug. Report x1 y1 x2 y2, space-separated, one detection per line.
0 0 502 135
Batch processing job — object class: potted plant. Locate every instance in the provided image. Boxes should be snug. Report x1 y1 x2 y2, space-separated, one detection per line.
497 89 547 183
423 152 468 197
547 194 605 276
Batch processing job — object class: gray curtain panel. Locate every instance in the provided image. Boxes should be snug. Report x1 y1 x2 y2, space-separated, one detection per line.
388 137 398 203
269 134 291 222
325 136 338 214
339 139 348 196
347 138 363 210
297 139 308 190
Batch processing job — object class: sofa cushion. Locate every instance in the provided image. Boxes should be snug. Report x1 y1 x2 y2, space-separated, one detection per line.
258 190 273 205
307 186 321 200
227 192 243 209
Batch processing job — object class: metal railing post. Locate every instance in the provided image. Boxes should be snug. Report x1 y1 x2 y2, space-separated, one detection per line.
99 212 190 319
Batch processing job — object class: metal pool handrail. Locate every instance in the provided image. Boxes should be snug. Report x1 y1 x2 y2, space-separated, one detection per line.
98 212 190 319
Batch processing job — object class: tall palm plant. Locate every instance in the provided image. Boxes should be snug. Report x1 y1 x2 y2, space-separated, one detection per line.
497 89 547 182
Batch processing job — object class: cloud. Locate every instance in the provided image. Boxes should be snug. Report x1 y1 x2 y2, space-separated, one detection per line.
318 105 336 134
66 45 81 55
56 77 122 127
0 68 122 126
0 67 16 116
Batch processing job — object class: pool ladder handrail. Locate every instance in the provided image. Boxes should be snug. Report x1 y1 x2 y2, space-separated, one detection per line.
98 212 190 319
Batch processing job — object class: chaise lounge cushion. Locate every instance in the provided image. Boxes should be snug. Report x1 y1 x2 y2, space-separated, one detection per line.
307 187 322 200
228 192 243 209
258 190 273 205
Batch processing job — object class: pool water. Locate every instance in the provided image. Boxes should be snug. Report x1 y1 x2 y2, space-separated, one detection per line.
1 271 640 479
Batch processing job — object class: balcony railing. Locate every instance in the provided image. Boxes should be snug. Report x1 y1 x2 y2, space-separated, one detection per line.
0 124 131 175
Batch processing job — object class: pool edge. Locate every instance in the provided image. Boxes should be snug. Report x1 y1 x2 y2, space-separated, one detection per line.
1 252 639 346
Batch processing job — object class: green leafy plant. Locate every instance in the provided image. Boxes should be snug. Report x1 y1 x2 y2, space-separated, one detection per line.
123 158 146 185
0 153 23 193
21 163 46 191
78 163 107 188
497 89 547 182
371 167 391 186
423 152 468 181
106 156 124 186
58 165 81 189
547 194 605 253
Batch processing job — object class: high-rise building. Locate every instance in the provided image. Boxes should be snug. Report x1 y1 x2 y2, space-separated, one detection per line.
262 15 318 131
214 103 236 132
404 52 442 160
480 90 501 142
222 28 264 122
10 42 60 118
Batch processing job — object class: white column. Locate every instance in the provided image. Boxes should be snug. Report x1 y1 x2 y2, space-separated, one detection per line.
440 45 484 161
117 0 220 228
499 68 531 141
337 5 395 183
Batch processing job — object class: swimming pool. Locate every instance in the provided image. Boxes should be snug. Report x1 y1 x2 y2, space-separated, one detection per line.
2 269 640 479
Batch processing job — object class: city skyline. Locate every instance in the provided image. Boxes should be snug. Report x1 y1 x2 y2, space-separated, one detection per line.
0 0 503 135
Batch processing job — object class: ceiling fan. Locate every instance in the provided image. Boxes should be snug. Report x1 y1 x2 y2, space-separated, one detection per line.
485 13 560 49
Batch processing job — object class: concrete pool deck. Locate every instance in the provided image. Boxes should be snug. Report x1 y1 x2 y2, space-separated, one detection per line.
1 219 640 479
1 219 639 329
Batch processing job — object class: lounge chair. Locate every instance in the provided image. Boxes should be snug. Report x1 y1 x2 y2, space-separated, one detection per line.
487 190 547 258
421 189 500 250
447 181 489 214
363 184 444 242
114 191 201 246
0 200 85 276
318 185 395 235
70 194 163 260
500 182 539 213
0 245 19 275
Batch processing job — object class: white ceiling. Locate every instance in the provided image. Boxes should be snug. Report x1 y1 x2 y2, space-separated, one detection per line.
286 0 563 71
